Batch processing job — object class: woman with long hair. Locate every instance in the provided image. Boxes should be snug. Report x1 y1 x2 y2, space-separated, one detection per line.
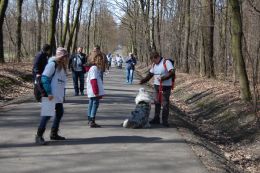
86 52 105 128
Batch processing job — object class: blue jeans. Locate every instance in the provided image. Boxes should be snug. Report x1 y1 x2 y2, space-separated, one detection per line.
72 71 85 94
88 97 100 119
126 69 134 83
38 103 64 129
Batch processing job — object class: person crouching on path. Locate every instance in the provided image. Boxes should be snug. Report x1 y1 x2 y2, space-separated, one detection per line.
139 51 174 127
35 47 69 145
86 52 105 128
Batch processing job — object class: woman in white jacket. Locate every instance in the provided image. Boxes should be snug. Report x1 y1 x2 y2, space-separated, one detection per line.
35 47 69 145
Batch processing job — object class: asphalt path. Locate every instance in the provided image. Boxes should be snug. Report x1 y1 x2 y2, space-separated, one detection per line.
0 67 208 173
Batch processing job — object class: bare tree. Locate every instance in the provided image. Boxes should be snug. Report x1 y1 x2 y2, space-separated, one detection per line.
183 0 190 73
61 0 71 47
66 0 83 53
48 0 59 54
35 0 44 51
16 0 23 62
0 0 8 63
229 0 251 101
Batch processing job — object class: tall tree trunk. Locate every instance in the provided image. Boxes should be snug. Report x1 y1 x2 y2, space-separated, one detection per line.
183 0 190 73
61 0 71 47
87 0 95 54
150 0 156 51
35 0 44 51
48 0 59 54
229 0 251 101
16 0 23 62
0 0 9 63
66 0 83 53
156 0 162 55
201 0 215 78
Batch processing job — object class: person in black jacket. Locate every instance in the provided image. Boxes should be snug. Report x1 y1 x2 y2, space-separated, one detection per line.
32 44 51 79
32 44 52 101
69 47 86 96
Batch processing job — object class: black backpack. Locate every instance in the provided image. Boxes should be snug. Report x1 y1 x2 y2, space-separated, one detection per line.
33 61 57 102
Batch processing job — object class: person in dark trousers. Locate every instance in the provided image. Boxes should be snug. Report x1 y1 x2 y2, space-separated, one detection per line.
125 53 137 84
32 44 51 79
35 47 69 145
139 51 174 127
69 47 86 96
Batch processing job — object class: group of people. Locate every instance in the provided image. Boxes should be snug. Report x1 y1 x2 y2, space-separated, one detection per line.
32 44 175 145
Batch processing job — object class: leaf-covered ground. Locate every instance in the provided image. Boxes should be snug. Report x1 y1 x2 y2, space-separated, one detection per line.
0 62 33 103
136 63 259 173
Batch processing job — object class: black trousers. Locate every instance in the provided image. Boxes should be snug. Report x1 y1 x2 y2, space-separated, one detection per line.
153 85 171 123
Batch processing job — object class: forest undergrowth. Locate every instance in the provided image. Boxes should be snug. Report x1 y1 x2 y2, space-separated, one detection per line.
136 63 259 173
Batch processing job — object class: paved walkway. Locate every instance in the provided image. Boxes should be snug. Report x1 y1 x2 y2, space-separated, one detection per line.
0 68 208 173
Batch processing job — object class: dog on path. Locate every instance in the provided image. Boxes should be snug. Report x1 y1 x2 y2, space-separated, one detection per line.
122 88 151 128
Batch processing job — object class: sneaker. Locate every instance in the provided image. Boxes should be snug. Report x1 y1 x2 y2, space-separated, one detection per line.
74 93 79 96
149 119 160 124
35 135 46 145
81 92 84 96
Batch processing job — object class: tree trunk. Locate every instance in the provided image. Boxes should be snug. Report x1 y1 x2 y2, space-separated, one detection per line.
201 0 215 78
183 0 190 73
0 0 9 63
87 0 95 54
16 0 23 62
48 0 59 54
67 0 83 53
35 0 44 51
61 0 71 47
150 0 156 51
229 0 251 101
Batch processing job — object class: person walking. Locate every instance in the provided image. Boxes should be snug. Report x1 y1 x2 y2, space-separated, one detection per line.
139 51 175 127
35 47 69 145
86 51 105 128
125 53 137 84
69 47 86 96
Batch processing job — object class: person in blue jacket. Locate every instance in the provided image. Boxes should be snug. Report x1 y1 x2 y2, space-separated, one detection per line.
125 53 137 84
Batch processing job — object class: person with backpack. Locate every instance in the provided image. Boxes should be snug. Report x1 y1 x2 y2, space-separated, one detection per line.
125 53 137 84
35 47 69 145
69 47 86 96
139 51 175 127
32 44 51 102
86 51 105 128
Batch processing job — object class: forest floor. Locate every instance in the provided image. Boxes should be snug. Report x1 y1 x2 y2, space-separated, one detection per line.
0 62 259 173
136 63 259 173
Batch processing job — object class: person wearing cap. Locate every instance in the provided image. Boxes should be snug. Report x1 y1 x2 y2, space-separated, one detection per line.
35 47 69 145
125 52 137 84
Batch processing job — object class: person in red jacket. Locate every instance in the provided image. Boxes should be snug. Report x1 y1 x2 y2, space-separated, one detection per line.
86 52 105 128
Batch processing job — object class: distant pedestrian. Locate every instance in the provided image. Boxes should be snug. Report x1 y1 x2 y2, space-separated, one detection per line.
86 51 105 128
69 47 86 96
35 47 69 145
139 51 175 127
125 53 137 84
